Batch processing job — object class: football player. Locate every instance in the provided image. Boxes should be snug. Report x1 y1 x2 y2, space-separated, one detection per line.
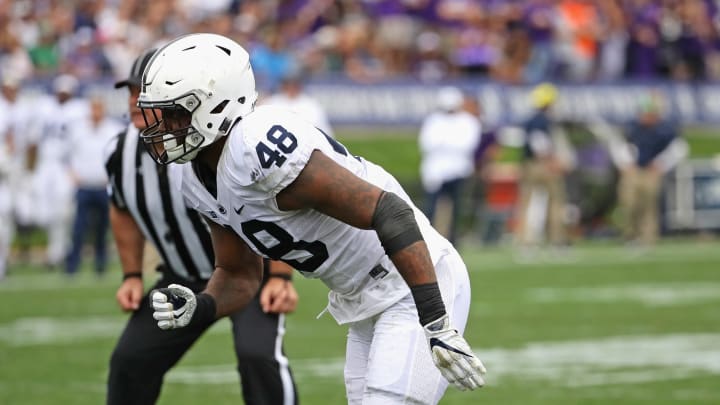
140 33 486 404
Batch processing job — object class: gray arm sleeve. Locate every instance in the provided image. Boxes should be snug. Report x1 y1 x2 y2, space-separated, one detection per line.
371 191 424 256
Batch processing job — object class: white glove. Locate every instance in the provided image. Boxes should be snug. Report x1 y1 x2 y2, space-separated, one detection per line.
151 284 197 330
424 314 487 390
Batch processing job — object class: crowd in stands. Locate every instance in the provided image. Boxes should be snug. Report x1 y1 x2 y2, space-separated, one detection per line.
1 0 720 92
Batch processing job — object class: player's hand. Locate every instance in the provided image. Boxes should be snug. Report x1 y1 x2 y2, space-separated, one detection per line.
423 314 487 391
260 277 298 314
151 284 196 330
116 278 143 312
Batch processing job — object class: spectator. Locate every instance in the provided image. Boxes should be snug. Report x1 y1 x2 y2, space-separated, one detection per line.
617 95 688 246
554 0 600 81
419 86 481 244
251 26 298 93
0 28 33 81
65 96 122 276
522 0 556 83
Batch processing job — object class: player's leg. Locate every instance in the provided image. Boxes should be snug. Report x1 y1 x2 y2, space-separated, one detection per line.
48 171 74 268
0 185 12 280
444 177 465 245
638 169 661 245
546 174 567 246
362 250 471 404
92 189 110 274
65 189 90 275
107 278 213 405
618 168 639 241
229 292 298 405
345 317 374 404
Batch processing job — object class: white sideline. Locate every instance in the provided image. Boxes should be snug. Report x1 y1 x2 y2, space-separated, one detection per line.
164 333 720 388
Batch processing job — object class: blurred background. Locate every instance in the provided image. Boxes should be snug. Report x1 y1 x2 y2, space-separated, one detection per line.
1 1 720 404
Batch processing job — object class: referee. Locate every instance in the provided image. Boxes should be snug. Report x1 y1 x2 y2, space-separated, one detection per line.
105 49 299 405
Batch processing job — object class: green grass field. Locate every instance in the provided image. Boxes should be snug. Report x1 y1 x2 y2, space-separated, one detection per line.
2 127 719 404
1 239 719 404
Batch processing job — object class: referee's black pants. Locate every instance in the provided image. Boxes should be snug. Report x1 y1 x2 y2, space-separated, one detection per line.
107 273 298 405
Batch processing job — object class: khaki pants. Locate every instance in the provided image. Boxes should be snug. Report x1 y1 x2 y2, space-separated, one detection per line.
516 161 567 246
618 167 662 245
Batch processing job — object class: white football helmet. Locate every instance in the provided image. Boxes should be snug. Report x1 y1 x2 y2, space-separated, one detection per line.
138 33 258 164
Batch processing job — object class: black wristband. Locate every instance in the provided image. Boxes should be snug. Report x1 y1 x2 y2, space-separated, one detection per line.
194 293 217 325
268 273 292 281
122 272 142 281
410 282 447 326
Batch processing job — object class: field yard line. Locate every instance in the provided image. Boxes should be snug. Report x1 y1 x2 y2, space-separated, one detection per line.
0 274 118 291
0 316 230 346
527 282 720 307
461 243 720 272
563 369 706 387
164 333 720 388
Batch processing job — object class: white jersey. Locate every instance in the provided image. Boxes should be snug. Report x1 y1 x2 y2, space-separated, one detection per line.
419 110 481 193
34 96 90 166
0 96 34 177
181 106 453 323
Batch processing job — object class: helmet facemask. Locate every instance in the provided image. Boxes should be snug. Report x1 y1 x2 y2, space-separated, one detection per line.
139 93 205 164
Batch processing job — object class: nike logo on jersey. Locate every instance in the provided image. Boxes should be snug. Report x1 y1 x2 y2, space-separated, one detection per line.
234 205 245 215
429 338 472 357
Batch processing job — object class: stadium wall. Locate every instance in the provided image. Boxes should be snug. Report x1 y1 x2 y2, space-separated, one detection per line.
17 78 720 127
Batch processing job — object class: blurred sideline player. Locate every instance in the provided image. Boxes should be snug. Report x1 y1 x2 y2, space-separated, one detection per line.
0 134 11 280
0 75 37 263
418 86 481 245
65 96 123 276
516 83 573 251
617 95 687 246
32 74 89 269
105 48 299 405
140 33 485 404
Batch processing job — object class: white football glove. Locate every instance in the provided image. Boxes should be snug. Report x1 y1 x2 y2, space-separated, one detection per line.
151 284 197 330
424 314 487 390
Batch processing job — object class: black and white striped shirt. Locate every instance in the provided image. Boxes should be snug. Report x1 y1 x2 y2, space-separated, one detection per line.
104 124 214 281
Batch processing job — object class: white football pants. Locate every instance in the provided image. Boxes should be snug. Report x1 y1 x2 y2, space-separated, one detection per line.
33 163 74 266
344 249 471 404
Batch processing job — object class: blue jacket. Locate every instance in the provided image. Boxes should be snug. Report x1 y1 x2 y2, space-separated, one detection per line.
626 119 678 168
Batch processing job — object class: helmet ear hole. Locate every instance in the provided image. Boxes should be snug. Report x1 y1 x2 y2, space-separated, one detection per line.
238 96 245 104
210 100 229 114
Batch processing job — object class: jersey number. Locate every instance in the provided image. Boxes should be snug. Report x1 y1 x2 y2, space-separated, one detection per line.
256 125 298 168
241 219 328 272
